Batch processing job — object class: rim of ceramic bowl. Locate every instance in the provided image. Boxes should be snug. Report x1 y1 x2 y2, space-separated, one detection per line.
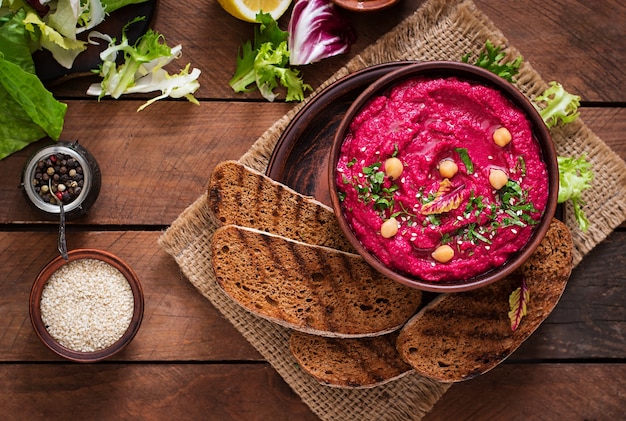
328 61 559 292
29 249 144 362
331 0 400 12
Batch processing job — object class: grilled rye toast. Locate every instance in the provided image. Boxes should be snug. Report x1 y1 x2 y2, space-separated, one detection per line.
289 331 413 388
396 218 573 382
207 160 354 253
211 225 423 338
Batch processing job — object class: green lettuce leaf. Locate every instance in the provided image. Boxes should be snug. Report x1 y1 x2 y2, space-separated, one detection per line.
0 54 67 159
0 9 35 73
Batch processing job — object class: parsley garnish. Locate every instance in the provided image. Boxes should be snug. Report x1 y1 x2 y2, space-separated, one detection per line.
455 147 474 174
461 39 523 83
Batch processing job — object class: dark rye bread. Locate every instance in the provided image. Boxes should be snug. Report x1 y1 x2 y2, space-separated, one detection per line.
211 225 423 338
289 331 413 389
396 218 573 382
207 160 354 253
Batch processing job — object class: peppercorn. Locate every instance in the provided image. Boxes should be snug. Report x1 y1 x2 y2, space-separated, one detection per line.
31 152 86 205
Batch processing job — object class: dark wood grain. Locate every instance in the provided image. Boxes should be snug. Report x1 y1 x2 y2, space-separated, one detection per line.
424 364 626 421
0 364 318 421
0 231 260 362
0 101 292 225
1 0 624 419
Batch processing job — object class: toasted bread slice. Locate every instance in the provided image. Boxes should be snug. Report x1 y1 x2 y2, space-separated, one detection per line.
207 160 354 253
289 331 413 388
211 225 423 338
396 218 573 382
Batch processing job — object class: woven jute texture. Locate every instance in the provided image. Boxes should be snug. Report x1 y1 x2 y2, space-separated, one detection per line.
159 0 626 419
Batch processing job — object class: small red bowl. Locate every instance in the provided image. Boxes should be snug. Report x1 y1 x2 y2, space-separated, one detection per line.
329 61 558 292
30 249 144 362
331 0 400 12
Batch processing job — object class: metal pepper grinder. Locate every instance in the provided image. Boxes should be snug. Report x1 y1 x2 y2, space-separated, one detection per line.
21 141 102 259
21 141 101 220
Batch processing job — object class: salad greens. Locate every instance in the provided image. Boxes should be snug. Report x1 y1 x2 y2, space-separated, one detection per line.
229 12 311 102
557 155 593 232
0 7 67 159
0 0 198 160
86 20 200 111
534 81 581 128
287 0 355 66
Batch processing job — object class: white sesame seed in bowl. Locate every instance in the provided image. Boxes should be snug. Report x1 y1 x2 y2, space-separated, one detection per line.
30 249 144 362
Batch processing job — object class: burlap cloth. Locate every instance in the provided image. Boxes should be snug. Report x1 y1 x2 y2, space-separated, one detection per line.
158 0 626 418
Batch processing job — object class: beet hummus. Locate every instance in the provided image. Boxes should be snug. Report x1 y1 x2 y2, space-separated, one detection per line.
336 76 549 282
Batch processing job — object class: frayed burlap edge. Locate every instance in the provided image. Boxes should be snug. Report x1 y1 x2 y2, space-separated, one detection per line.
159 0 626 419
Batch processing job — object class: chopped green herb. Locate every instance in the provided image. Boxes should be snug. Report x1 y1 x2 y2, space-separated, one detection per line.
455 147 474 174
462 39 522 83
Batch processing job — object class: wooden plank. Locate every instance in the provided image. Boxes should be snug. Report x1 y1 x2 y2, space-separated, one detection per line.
2 230 623 362
0 363 319 420
0 100 292 225
1 106 623 225
424 363 626 420
475 0 626 102
47 0 625 102
0 231 260 362
512 230 626 360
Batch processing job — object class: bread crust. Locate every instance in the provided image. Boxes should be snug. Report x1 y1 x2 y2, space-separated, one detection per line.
207 160 355 253
396 218 573 382
289 331 413 389
211 225 423 338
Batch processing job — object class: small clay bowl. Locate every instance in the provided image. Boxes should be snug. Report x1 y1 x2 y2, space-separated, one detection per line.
329 61 559 292
331 0 399 12
30 249 144 362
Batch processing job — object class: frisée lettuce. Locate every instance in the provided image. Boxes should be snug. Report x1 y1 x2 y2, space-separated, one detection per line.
86 20 201 111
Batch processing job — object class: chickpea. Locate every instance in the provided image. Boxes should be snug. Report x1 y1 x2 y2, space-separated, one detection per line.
384 157 403 180
432 244 454 263
438 159 458 178
493 127 512 147
489 168 509 190
380 217 399 238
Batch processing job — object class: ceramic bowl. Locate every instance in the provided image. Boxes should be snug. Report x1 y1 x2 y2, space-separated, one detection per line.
328 61 559 292
29 249 144 362
331 0 400 12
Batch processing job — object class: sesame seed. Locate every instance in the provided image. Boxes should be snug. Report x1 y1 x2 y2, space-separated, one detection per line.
40 258 134 353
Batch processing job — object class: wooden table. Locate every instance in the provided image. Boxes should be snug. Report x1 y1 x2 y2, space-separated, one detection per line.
1 0 624 419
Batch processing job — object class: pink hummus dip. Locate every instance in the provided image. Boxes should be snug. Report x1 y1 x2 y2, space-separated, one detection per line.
336 76 549 282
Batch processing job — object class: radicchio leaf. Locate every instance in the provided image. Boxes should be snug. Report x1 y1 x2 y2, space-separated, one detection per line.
420 179 466 215
287 0 356 66
508 277 529 331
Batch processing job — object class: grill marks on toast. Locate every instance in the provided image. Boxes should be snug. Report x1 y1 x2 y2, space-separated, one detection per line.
396 219 573 382
289 331 413 388
207 161 355 252
211 225 423 338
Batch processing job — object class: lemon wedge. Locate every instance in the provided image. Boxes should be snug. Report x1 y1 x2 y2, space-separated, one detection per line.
217 0 292 23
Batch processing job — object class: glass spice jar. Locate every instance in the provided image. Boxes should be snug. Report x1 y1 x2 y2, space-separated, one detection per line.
21 141 101 220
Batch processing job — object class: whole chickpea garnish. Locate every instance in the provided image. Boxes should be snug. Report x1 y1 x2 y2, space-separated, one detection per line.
384 157 404 180
438 159 458 178
380 217 399 238
493 127 512 147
